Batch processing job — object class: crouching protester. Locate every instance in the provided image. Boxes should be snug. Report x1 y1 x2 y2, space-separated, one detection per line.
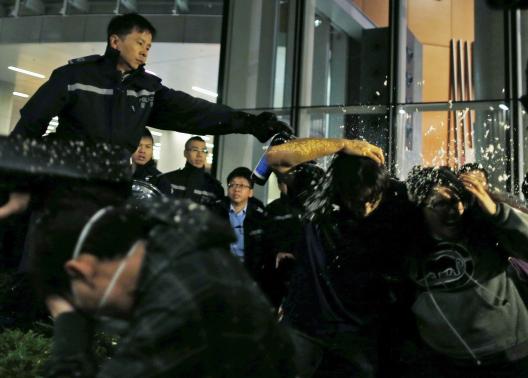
0 136 295 378
0 135 133 328
42 196 295 378
266 138 420 378
404 166 528 378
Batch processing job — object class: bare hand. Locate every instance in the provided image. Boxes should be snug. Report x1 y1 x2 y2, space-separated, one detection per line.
460 174 497 215
275 252 295 269
0 192 30 219
46 295 75 319
342 140 385 165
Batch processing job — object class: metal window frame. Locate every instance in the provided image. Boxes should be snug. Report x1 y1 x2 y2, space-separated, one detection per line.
215 0 525 193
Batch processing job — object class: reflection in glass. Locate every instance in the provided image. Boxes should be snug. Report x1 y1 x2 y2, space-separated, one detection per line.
403 0 504 103
396 103 510 191
302 0 390 107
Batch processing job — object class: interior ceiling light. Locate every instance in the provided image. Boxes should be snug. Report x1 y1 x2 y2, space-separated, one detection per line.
8 66 45 79
13 91 29 98
150 130 163 137
191 86 218 98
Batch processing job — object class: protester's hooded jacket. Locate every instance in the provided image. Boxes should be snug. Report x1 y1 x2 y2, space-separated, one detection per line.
408 203 528 364
46 197 296 378
11 46 287 152
406 166 528 364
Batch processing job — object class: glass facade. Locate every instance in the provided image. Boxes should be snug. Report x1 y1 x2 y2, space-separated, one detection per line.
218 0 526 201
0 0 524 199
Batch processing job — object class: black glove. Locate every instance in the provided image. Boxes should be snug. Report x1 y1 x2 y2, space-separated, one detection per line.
251 112 293 142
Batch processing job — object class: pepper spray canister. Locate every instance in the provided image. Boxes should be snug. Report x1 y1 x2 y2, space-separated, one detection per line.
251 132 294 186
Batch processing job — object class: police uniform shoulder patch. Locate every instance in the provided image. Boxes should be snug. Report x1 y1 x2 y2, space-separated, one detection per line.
68 54 102 65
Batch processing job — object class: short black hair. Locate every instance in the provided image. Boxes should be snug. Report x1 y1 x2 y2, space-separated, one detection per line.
185 136 206 150
29 185 129 299
227 167 254 188
80 206 149 261
329 153 389 208
458 163 489 182
141 128 153 143
107 13 157 44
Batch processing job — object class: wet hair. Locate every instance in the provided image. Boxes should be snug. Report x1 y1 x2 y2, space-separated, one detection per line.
29 185 129 298
227 167 254 189
107 13 157 44
185 136 206 150
328 154 389 209
141 128 153 143
406 166 472 208
80 206 149 261
280 163 325 207
458 163 489 182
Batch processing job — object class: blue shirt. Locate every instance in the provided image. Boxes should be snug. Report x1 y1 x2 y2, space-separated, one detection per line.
229 204 247 261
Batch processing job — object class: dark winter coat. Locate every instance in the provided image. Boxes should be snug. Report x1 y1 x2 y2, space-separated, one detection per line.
45 198 296 378
213 197 268 284
11 47 278 152
282 179 417 337
407 203 528 364
263 193 303 306
160 162 224 208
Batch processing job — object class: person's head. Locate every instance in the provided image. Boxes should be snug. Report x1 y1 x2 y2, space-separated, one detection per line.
328 154 389 219
184 136 208 169
227 167 254 208
458 163 489 190
132 128 154 166
29 185 130 302
63 206 150 318
107 13 157 72
407 166 471 237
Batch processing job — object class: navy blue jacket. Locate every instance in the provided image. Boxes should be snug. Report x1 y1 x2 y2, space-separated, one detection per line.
12 47 282 152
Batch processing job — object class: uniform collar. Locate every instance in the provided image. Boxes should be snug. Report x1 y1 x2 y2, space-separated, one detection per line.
103 45 146 80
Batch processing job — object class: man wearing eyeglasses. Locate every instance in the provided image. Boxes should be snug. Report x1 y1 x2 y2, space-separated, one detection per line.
212 167 270 295
159 136 224 208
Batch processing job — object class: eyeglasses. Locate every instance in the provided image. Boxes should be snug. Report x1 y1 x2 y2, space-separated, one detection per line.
228 183 251 190
186 147 209 154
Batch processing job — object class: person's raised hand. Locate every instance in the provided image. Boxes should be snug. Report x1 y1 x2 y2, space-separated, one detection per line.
459 174 497 215
253 112 293 142
342 140 385 165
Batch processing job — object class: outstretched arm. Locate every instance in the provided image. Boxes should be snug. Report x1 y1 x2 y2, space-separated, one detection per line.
266 138 385 173
149 87 292 142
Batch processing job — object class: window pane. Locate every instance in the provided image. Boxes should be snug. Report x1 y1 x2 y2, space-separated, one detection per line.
301 0 390 107
223 0 295 109
299 106 390 168
395 102 511 191
403 0 505 103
